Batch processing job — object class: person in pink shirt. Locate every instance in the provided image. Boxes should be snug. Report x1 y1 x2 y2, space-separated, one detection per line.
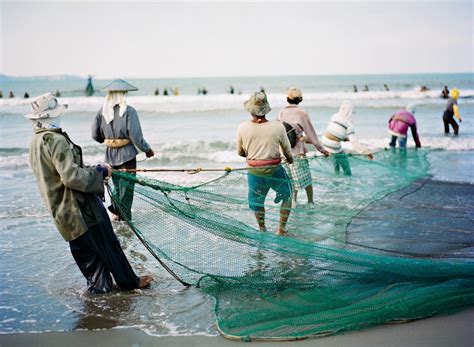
388 104 421 149
277 87 329 206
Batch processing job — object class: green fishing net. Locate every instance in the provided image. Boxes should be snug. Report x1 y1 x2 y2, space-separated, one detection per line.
108 149 474 341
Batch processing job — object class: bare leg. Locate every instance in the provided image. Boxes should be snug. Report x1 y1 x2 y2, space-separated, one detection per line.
254 210 266 232
292 190 298 205
305 185 314 204
276 200 292 235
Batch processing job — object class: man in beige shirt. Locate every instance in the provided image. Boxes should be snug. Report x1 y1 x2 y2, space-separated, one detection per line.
277 87 329 206
237 92 293 235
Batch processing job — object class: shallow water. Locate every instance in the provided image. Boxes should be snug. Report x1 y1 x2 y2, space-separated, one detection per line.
0 73 473 335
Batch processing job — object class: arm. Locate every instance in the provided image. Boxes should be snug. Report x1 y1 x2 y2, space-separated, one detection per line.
236 129 246 158
91 109 105 143
301 114 329 155
47 134 105 194
453 104 462 122
127 107 152 153
280 128 293 164
410 124 421 148
347 125 372 156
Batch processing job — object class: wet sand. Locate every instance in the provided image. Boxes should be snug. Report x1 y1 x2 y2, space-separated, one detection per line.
1 308 473 347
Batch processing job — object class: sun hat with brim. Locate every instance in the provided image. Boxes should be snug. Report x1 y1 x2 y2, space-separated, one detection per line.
287 87 302 100
244 92 271 116
100 79 138 92
24 92 68 120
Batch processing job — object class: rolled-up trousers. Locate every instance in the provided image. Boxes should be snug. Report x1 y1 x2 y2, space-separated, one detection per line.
69 200 139 294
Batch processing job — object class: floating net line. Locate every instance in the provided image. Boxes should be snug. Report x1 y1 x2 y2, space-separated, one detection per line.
108 149 474 341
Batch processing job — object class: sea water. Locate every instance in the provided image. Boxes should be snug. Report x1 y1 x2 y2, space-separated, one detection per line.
0 73 473 335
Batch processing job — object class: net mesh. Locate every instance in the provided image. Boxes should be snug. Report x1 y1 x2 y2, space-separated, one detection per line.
108 149 474 341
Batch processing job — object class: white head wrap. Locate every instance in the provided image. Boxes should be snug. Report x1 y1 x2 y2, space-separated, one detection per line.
102 91 127 124
335 100 354 123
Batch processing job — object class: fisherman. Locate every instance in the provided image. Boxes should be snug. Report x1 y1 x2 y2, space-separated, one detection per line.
9 91 14 98
0 91 3 98
237 92 293 235
24 92 30 98
277 87 329 206
163 88 169 96
91 79 155 221
388 104 421 149
363 85 369 92
85 75 94 97
228 85 235 94
442 88 462 136
353 85 358 93
441 86 449 99
154 88 160 96
321 101 373 176
26 92 152 294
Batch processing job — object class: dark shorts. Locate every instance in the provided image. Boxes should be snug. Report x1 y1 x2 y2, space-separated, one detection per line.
247 165 292 211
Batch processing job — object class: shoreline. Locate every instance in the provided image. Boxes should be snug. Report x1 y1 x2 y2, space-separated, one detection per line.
1 308 473 347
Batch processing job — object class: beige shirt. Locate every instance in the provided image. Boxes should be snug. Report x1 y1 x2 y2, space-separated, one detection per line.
236 120 293 163
277 105 325 155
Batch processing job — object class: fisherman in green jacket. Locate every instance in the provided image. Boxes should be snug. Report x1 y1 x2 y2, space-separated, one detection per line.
27 93 152 294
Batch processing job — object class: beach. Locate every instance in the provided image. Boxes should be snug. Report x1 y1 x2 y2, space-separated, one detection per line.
1 73 473 342
1 308 473 346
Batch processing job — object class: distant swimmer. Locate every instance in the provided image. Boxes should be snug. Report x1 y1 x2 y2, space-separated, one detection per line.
85 75 94 96
363 85 369 92
202 87 208 95
420 85 430 92
154 88 160 96
441 86 449 99
0 91 3 98
55 90 61 97
353 85 358 93
228 85 235 94
388 104 421 149
172 87 179 96
442 88 462 136
9 91 14 98
260 86 265 93
163 88 169 96
24 92 30 99
384 84 390 91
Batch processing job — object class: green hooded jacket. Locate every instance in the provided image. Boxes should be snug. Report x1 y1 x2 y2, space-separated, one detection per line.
29 128 105 241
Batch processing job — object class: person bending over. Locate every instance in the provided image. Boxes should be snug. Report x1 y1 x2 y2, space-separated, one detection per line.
27 93 152 294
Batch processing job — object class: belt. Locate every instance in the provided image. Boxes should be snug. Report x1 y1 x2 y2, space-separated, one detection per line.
247 158 282 167
104 138 131 148
324 132 343 142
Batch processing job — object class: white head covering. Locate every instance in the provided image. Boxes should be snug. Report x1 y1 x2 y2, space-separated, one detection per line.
102 91 127 124
335 100 354 123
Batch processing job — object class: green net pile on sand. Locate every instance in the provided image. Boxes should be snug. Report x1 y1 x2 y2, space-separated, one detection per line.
108 149 474 341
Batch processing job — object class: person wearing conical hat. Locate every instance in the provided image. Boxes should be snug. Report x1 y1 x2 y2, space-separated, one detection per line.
27 93 153 294
277 87 329 207
91 79 155 221
237 92 294 235
442 88 462 136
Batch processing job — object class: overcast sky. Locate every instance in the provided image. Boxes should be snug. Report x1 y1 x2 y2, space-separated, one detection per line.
1 1 472 78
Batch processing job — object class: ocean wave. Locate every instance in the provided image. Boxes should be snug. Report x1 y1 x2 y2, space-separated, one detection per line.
2 89 473 114
1 137 473 170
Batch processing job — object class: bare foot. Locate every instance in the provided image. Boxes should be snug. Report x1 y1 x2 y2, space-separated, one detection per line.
276 227 288 236
138 275 153 289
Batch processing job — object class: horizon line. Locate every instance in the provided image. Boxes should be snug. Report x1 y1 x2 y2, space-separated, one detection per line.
1 71 473 81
